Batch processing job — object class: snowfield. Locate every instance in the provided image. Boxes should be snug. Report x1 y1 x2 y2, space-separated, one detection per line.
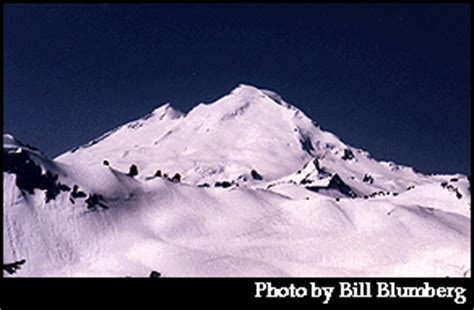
3 84 470 277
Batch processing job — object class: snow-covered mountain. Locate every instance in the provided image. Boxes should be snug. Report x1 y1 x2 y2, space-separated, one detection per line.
3 84 470 277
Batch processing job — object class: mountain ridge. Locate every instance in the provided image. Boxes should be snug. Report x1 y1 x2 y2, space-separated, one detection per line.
53 84 456 194
3 84 470 277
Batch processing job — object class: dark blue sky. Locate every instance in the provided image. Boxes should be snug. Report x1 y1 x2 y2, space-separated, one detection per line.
4 4 471 175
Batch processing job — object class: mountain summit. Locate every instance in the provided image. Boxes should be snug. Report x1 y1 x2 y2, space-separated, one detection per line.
56 84 322 184
3 85 470 277
56 85 425 192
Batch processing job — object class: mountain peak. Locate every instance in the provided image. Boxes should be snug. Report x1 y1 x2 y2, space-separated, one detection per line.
200 84 298 120
3 133 47 159
229 84 292 108
4 133 27 150
181 84 302 128
230 83 263 95
55 85 434 192
124 103 183 130
149 103 183 121
3 133 19 146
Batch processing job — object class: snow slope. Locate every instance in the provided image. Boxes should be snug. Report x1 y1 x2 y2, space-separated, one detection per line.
3 84 470 277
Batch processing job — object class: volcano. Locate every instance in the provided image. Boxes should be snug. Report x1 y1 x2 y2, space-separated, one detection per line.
3 84 470 277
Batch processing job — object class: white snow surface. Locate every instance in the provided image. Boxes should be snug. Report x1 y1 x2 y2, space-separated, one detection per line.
3 84 470 277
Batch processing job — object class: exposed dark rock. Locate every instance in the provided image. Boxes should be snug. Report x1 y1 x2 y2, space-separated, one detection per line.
149 270 161 278
237 175 247 182
71 185 87 199
197 183 210 188
299 134 314 154
3 259 26 275
215 181 232 188
171 173 181 183
85 193 108 210
362 174 374 184
325 143 336 150
341 149 355 160
312 158 321 171
154 170 162 177
128 164 138 177
250 169 263 181
59 184 71 191
369 191 391 198
306 174 357 198
327 174 357 197
45 185 60 202
3 149 69 202
440 182 463 199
